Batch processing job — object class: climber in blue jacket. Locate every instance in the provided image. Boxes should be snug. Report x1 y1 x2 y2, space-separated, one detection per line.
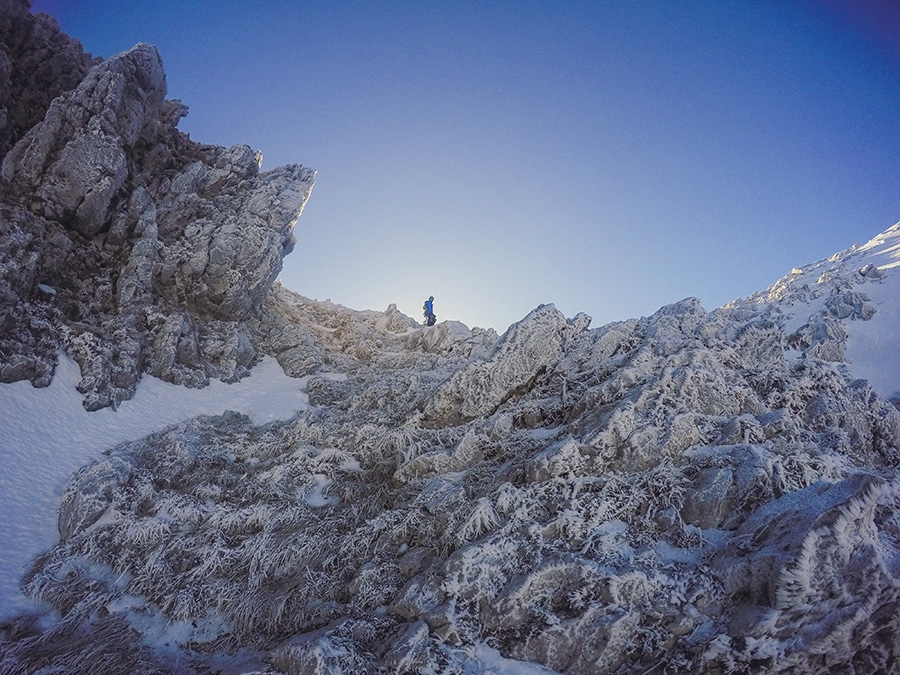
423 296 436 326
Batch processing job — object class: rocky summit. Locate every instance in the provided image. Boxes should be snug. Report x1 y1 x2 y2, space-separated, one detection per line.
1 2 899 674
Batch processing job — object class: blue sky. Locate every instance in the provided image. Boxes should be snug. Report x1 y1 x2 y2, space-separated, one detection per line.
32 1 900 332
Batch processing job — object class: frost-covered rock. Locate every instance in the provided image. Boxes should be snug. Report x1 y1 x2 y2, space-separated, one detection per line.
2 3 900 673
423 304 590 426
8 231 899 672
709 473 900 671
0 15 315 408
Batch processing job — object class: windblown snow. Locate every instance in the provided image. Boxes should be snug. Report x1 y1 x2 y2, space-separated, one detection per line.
843 227 900 400
755 222 900 403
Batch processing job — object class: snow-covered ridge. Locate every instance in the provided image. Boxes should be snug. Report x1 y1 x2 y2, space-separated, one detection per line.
1 0 899 671
859 221 900 268
2 223 898 673
727 222 900 403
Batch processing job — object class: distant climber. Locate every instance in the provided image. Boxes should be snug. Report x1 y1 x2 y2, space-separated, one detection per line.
423 296 436 326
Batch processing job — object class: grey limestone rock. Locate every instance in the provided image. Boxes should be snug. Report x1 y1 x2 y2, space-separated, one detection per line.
0 19 315 407
1 42 166 236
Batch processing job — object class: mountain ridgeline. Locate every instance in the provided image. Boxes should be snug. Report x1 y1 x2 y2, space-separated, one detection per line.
1 2 899 673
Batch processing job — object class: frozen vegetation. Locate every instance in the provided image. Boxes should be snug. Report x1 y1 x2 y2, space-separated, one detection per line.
2 228 898 674
1 1 899 672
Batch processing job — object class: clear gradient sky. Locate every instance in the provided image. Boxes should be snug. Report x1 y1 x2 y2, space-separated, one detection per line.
30 0 900 332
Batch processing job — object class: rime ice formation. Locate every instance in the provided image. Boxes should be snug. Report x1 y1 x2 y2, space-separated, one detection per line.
2 228 898 675
0 0 315 411
1 3 900 674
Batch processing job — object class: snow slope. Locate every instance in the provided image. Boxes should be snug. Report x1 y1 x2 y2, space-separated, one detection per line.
844 225 900 400
0 355 310 619
736 221 900 402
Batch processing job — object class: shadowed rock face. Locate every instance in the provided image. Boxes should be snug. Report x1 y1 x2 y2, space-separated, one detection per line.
0 0 315 409
0 0 100 159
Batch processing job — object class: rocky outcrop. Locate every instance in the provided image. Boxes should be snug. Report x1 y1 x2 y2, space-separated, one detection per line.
0 2 315 409
423 304 591 426
2 42 169 235
0 0 99 160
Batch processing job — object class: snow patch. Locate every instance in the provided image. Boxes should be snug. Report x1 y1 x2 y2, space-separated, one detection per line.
306 473 338 507
456 644 561 674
